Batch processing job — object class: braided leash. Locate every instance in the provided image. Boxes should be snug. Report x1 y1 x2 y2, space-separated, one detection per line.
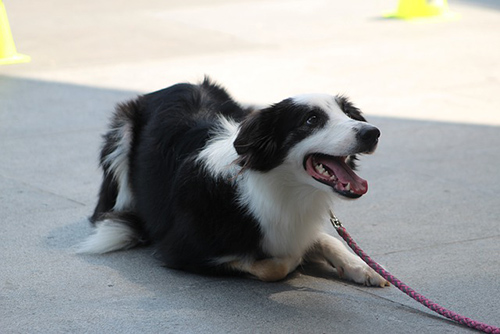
329 211 500 334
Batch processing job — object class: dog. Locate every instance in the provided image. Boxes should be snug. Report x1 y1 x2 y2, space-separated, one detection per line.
79 78 388 286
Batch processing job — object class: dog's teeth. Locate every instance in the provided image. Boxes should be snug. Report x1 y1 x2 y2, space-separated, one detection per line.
315 163 330 176
345 183 351 191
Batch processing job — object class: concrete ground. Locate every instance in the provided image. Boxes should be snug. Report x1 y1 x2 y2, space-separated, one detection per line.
1 0 499 333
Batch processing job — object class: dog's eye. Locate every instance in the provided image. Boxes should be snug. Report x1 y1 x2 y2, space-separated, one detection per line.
306 115 318 126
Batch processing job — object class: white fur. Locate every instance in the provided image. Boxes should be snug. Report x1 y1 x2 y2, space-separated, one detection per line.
239 168 333 258
91 92 387 285
78 219 137 254
197 95 366 258
313 233 387 286
103 123 134 211
293 94 367 158
292 93 339 112
196 116 240 179
198 119 334 258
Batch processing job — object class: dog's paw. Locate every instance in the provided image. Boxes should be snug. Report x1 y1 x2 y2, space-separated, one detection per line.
314 233 390 287
337 258 389 287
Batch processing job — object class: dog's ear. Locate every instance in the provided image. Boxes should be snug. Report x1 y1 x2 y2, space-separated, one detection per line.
233 109 281 171
336 95 366 171
336 95 366 122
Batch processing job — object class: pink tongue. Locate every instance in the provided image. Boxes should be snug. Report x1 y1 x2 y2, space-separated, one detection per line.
316 156 368 194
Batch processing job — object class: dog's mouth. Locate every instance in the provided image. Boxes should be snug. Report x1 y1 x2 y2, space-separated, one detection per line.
304 154 368 198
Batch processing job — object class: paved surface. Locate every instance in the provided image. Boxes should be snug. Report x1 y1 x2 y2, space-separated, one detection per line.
1 1 499 333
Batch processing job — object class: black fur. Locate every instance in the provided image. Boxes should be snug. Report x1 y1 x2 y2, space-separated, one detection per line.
91 78 373 274
234 99 328 171
94 79 264 272
336 95 366 122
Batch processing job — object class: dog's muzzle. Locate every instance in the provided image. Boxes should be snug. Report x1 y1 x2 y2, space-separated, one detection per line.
356 126 380 154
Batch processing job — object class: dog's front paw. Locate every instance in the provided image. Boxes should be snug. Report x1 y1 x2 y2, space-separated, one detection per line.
337 258 389 287
315 233 390 287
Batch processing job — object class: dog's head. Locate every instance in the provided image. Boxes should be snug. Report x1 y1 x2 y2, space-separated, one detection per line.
234 94 380 198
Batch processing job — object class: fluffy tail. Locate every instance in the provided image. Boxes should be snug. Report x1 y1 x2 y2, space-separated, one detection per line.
78 212 147 254
82 98 148 254
91 99 144 221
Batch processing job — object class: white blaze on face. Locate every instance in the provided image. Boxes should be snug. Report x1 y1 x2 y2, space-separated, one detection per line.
292 94 340 114
287 94 364 164
284 93 375 197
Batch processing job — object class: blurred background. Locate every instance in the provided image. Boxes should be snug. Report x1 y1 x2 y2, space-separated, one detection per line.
2 0 500 124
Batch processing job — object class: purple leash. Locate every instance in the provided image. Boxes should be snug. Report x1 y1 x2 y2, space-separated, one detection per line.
329 211 500 334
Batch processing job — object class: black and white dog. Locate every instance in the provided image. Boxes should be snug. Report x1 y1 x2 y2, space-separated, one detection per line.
80 78 388 286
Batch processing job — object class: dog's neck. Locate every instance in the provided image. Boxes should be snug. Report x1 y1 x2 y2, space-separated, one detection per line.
239 166 334 258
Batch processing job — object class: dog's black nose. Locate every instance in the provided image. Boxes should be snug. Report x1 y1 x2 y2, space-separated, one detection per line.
357 126 380 147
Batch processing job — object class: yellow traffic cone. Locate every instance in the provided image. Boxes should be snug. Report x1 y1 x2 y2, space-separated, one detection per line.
385 0 459 20
0 0 30 65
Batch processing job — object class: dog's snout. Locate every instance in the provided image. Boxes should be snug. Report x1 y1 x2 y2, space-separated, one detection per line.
356 126 380 153
357 127 380 145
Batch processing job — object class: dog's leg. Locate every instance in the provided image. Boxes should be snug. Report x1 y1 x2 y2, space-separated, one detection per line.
310 232 389 287
229 257 302 282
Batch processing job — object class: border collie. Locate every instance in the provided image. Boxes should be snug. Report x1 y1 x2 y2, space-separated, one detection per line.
79 78 388 286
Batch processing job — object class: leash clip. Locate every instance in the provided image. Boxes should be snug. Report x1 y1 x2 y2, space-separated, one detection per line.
329 210 343 229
